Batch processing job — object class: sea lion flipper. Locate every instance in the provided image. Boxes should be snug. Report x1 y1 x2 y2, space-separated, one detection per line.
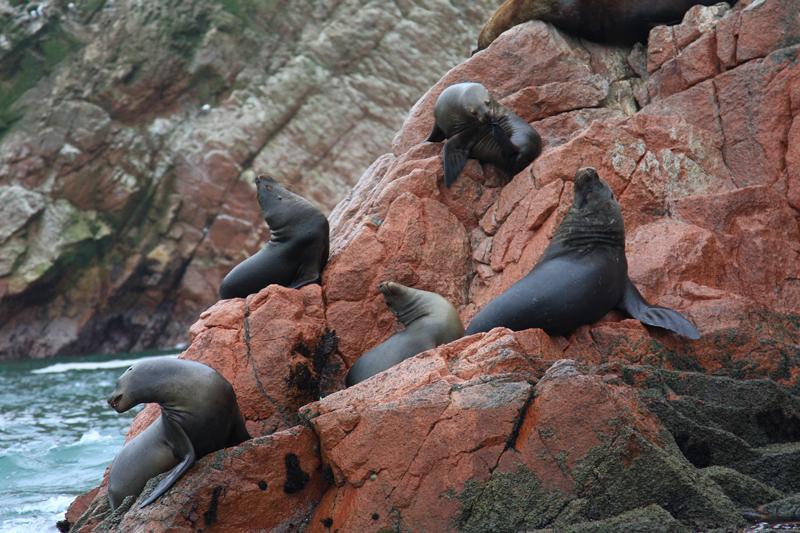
138 424 196 508
427 122 446 142
618 279 701 340
491 122 518 162
443 130 477 187
288 263 321 289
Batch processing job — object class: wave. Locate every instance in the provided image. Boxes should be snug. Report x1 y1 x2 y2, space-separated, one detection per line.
31 354 178 375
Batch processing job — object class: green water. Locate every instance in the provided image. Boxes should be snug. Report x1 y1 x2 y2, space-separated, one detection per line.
0 351 177 532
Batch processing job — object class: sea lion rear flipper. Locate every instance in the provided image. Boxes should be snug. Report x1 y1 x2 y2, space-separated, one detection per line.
443 130 478 187
617 278 701 340
139 424 196 508
427 122 446 142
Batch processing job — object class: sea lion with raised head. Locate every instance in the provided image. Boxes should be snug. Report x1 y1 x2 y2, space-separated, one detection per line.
465 167 700 339
219 175 329 299
476 0 739 51
346 282 465 386
427 82 542 188
106 357 250 509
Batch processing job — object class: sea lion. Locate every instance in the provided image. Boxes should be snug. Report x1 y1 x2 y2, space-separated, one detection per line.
106 357 250 509
465 167 700 339
346 282 465 386
475 0 739 51
427 82 542 187
219 175 329 299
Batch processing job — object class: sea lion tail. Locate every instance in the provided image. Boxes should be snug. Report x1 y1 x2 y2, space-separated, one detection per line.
618 278 701 340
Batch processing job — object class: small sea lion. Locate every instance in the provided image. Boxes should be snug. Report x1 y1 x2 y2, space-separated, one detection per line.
106 358 250 509
346 282 465 386
465 167 700 339
219 175 329 299
475 0 739 51
427 82 542 187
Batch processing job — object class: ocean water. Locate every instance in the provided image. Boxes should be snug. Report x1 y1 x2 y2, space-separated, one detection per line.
0 352 178 532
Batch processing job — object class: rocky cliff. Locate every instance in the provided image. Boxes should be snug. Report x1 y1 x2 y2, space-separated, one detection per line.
66 0 800 531
0 0 496 360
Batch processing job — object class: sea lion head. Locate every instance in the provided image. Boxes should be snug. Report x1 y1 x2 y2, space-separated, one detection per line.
255 174 294 228
572 167 615 209
378 281 428 325
460 83 494 123
107 357 189 413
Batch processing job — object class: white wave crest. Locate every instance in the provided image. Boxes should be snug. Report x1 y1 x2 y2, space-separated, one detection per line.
76 429 112 444
31 354 178 374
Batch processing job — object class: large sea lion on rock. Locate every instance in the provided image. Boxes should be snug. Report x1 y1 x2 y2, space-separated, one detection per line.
346 282 464 386
466 167 700 339
106 358 250 509
475 0 739 51
427 82 542 187
219 175 329 299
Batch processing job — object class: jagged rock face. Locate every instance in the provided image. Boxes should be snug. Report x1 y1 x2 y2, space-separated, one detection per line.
0 0 497 360
68 1 800 532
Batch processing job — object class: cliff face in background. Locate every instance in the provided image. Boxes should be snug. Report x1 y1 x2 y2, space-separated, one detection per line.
0 0 497 360
67 1 800 532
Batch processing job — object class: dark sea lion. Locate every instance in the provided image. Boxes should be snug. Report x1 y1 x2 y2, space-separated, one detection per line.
106 357 250 509
476 0 739 51
219 175 329 299
346 282 465 386
427 82 542 187
465 167 700 339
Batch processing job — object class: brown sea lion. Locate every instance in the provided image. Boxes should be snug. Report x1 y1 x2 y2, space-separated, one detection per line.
106 358 250 509
346 282 465 386
466 167 700 339
427 82 542 187
476 0 739 51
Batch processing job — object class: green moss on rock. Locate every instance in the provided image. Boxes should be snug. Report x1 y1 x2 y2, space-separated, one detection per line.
541 504 689 533
702 466 784 508
456 468 569 533
572 429 744 529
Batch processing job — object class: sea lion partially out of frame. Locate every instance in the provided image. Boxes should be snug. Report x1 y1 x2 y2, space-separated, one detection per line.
476 0 739 51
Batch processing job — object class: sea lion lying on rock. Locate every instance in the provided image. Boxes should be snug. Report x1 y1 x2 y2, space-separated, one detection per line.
346 282 464 386
466 167 700 339
427 82 541 187
475 0 739 51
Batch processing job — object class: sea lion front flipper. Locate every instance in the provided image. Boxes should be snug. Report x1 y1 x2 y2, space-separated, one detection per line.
617 278 701 340
138 424 196 508
427 122 446 142
288 264 321 289
443 130 479 187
